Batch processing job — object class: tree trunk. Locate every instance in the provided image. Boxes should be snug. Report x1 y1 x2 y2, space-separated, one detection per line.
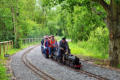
11 7 17 48
107 1 120 67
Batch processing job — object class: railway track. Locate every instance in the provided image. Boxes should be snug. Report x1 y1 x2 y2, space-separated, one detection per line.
75 69 109 80
21 45 109 80
50 59 109 80
22 45 55 80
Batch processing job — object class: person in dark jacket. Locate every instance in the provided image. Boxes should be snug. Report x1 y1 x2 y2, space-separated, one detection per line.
44 36 50 54
58 37 70 58
41 36 45 53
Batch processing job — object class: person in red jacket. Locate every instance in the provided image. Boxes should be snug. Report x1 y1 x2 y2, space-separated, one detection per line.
49 35 58 57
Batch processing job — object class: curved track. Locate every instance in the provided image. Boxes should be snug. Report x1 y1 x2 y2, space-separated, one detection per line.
75 69 109 80
22 45 109 80
51 57 109 80
22 45 55 80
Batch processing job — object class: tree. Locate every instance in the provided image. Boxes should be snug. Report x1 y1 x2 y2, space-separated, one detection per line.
0 0 46 47
41 0 120 67
92 0 120 67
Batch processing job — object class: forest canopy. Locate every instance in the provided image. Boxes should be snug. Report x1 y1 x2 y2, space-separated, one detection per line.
1 0 120 67
0 0 108 41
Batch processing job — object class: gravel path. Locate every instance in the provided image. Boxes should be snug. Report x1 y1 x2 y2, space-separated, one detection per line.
82 61 120 80
10 46 42 80
27 46 97 80
10 46 120 80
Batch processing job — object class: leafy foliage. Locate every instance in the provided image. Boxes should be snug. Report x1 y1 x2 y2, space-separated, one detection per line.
0 0 108 43
41 0 109 60
69 27 109 59
0 63 9 80
0 0 49 42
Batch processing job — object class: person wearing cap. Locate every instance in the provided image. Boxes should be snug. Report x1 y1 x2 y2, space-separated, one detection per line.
49 35 58 57
48 36 52 55
43 36 50 55
57 37 70 59
48 36 51 40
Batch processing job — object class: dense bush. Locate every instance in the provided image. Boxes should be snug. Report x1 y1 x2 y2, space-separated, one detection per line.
70 27 109 59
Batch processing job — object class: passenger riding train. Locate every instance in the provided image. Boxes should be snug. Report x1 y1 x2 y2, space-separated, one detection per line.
41 35 82 69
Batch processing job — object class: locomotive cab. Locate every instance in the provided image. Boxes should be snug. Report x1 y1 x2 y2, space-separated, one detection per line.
67 55 81 69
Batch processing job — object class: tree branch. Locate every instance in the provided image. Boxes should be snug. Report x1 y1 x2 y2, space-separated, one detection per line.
92 0 110 13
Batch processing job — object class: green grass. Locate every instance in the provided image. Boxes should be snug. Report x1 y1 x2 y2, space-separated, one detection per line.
56 36 108 59
0 42 40 80
0 42 40 58
117 64 120 68
0 63 9 80
69 42 109 60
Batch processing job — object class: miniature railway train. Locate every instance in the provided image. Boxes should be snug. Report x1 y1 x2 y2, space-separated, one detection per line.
41 48 82 69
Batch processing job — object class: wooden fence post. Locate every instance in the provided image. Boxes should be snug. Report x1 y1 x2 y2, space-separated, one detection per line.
9 41 11 49
12 41 13 48
3 42 6 55
0 41 13 56
7 42 8 53
0 43 1 55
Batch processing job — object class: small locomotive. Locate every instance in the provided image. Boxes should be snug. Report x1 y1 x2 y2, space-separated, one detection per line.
41 46 81 69
64 54 81 69
52 53 82 69
45 48 82 69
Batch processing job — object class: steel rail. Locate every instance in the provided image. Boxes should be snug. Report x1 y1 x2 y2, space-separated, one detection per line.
22 45 55 80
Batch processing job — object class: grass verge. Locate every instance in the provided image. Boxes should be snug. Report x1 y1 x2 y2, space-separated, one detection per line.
69 42 109 60
0 63 9 80
0 42 40 80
